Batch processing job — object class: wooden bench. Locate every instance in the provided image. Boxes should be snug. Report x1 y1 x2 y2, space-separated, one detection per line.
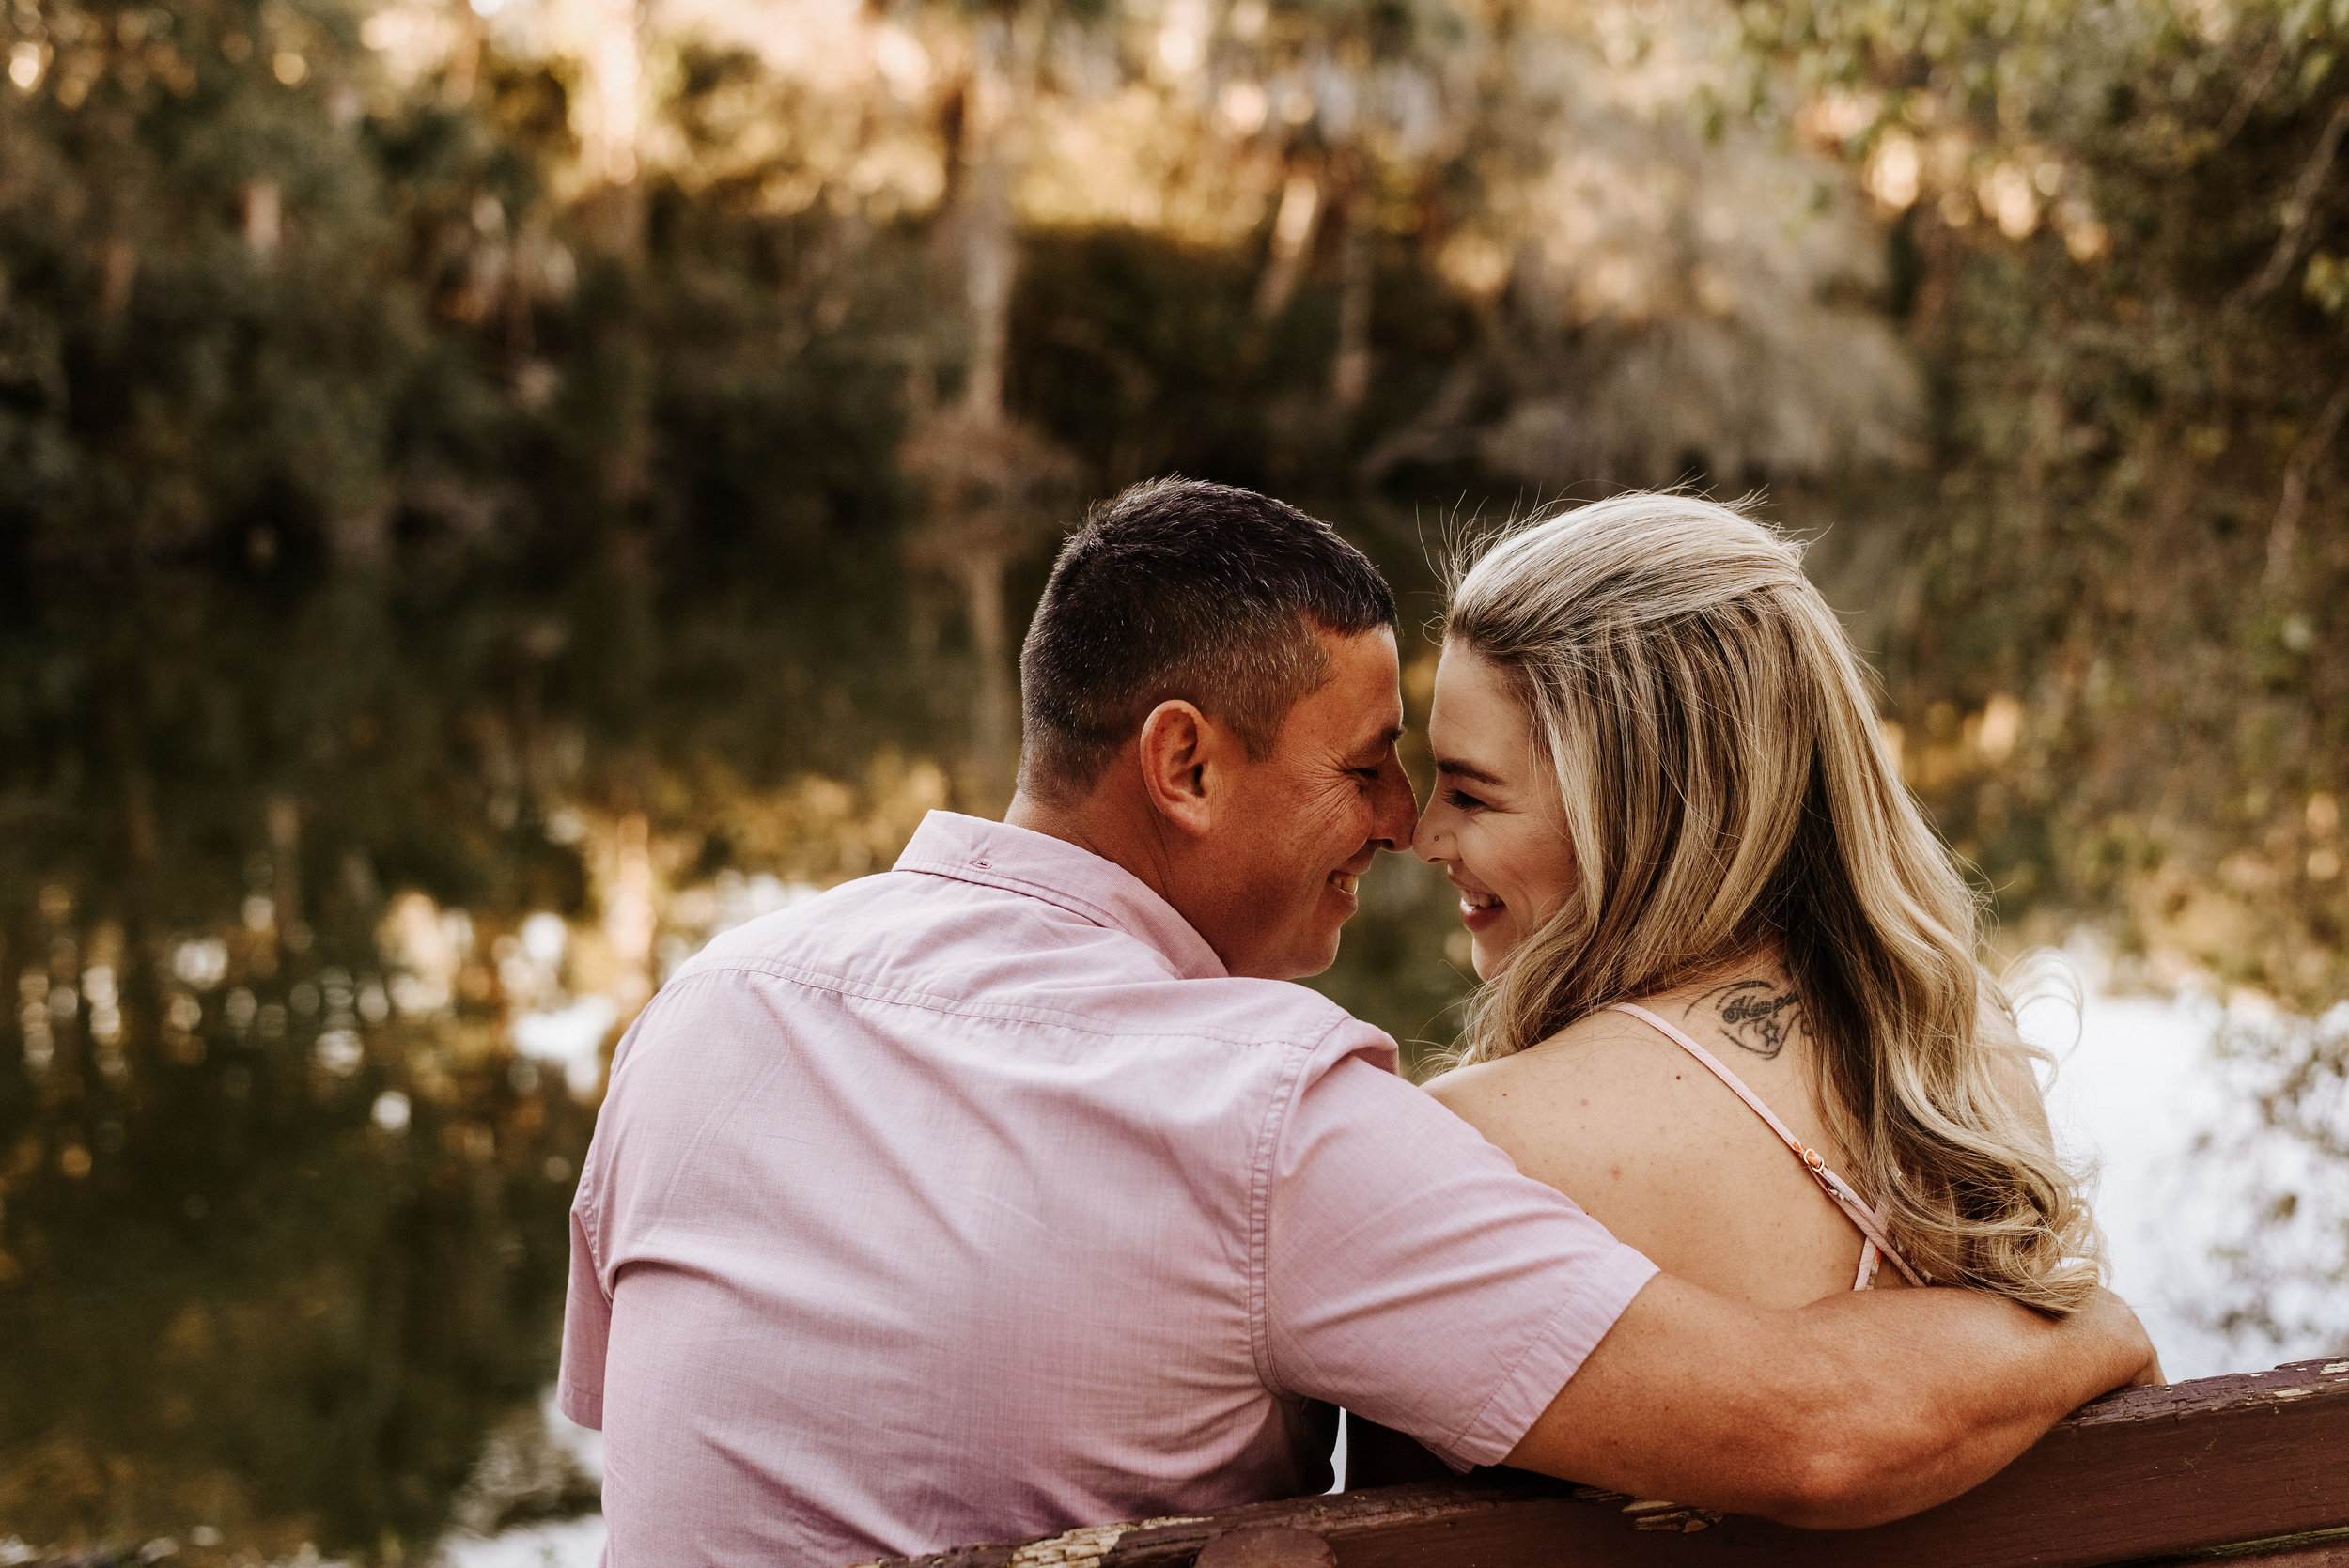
872 1357 2349 1568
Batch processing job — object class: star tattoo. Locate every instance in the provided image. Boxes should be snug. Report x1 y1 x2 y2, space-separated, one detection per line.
1697 978 1803 1060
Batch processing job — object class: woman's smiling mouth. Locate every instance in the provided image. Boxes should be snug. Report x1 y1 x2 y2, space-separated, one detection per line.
1454 883 1505 930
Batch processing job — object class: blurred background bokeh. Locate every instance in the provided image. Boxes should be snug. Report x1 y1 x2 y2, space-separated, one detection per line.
4 0 2347 1555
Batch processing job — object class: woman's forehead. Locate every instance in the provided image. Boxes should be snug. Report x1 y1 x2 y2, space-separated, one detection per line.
1428 643 1522 727
1431 647 1529 753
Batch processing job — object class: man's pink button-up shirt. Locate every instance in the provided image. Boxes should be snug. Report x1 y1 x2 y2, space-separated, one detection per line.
560 812 1656 1567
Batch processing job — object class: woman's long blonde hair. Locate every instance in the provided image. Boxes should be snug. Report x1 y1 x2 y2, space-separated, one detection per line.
1440 492 2100 1314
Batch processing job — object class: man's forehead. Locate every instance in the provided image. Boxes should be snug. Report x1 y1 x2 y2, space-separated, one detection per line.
1327 627 1401 691
1311 691 1402 747
1284 626 1402 745
1322 623 1400 677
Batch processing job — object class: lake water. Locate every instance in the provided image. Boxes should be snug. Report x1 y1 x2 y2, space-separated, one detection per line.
434 968 2349 1568
52 474 2319 1563
2040 999 2301 1376
5 518 2335 1566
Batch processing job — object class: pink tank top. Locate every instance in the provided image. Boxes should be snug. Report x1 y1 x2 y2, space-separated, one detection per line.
1608 1003 1924 1291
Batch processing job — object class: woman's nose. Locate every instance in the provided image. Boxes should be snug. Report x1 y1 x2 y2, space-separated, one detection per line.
1411 803 1450 863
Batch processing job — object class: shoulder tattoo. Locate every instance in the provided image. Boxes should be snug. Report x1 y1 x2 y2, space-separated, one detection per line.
1695 978 1802 1060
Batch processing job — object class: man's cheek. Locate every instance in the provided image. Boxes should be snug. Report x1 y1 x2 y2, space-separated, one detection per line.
1296 775 1370 847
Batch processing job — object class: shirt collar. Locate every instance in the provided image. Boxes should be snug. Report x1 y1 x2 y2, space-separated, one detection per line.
892 812 1228 982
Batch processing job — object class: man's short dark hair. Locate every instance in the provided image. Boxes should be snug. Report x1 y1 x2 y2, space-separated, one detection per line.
1018 477 1398 801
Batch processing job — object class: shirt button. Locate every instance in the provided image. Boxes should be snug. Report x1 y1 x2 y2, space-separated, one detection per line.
972 859 990 869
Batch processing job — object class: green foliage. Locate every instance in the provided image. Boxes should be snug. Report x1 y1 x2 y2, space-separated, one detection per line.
1731 0 2349 1005
1009 224 1480 489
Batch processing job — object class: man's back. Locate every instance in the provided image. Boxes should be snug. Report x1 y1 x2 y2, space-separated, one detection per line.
562 814 1654 1565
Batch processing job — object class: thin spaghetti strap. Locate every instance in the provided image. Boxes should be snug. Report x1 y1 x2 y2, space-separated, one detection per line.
1610 1002 1926 1288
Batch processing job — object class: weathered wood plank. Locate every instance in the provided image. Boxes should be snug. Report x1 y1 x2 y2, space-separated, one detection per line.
864 1358 2349 1568
2178 1531 2349 1565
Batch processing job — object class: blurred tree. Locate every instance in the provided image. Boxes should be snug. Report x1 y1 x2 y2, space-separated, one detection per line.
900 1 1085 814
1747 0 2349 1357
1746 0 2349 1009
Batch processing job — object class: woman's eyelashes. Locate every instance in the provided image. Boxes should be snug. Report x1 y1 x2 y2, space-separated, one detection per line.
1441 785 1486 812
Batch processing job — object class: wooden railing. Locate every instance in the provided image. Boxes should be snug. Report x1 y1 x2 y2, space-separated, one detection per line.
873 1358 2349 1568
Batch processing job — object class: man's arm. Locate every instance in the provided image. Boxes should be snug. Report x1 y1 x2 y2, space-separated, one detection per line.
1506 1273 2159 1529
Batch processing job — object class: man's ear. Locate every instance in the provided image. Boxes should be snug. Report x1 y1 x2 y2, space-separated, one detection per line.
1135 700 1224 838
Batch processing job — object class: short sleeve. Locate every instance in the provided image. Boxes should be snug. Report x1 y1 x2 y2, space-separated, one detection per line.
557 1200 611 1430
1262 1054 1657 1470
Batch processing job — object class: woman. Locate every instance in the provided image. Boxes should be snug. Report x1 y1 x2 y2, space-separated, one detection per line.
1411 492 2100 1316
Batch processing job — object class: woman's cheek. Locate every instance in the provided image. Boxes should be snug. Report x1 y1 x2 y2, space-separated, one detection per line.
1470 917 1514 982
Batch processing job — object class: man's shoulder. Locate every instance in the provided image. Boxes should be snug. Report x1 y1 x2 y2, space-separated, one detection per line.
657 871 1392 1062
668 873 917 974
1121 970 1389 1056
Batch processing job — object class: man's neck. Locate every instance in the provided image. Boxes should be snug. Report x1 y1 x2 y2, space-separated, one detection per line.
1003 785 1187 923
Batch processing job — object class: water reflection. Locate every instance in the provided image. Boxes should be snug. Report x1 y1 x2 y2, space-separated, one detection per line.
0 532 970 1560
11 598 2340 1562
0 800 957 1560
0 518 1481 1562
2033 982 2347 1379
28 495 2332 1564
0 866 593 1561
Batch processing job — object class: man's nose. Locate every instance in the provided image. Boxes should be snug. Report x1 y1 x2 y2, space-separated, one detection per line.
1371 754 1421 850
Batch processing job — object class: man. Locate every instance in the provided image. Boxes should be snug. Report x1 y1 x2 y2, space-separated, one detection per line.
559 479 2156 1567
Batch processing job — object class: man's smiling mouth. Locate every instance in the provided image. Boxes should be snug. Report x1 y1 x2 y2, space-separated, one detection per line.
1329 872 1361 897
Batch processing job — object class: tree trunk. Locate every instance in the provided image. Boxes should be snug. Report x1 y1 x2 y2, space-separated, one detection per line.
960 13 1019 419
1254 165 1321 323
960 551 1018 810
1332 184 1374 411
577 0 646 258
899 3 1077 817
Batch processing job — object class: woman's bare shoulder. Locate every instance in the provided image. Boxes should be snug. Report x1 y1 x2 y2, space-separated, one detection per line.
1425 1010 1675 1108
1428 998 1888 1305
1425 1011 1717 1170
